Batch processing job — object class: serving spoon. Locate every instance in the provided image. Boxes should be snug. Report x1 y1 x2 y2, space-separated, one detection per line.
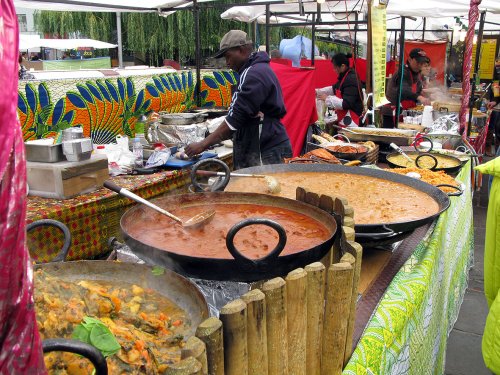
103 181 215 229
389 143 413 164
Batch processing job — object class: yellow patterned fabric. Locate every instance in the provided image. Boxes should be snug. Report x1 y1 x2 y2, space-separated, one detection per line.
344 162 473 374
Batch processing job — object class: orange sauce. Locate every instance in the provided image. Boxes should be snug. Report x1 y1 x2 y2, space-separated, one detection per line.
126 203 332 259
225 172 440 225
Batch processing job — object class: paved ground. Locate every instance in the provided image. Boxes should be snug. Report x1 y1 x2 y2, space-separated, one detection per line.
445 173 492 375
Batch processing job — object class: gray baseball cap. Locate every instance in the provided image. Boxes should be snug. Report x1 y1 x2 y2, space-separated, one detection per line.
213 30 253 58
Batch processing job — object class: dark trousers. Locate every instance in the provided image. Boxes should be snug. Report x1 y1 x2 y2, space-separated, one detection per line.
260 140 293 165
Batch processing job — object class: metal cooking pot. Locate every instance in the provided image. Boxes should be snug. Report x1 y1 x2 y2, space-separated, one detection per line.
386 151 463 174
28 219 209 338
225 164 460 243
120 192 339 282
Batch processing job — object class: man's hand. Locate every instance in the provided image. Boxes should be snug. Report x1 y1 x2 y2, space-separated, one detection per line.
487 101 498 110
417 95 431 106
185 141 207 157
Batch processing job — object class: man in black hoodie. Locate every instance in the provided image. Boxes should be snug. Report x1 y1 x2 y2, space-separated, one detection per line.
185 30 292 169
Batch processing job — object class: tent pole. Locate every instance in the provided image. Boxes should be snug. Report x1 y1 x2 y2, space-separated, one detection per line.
116 12 123 68
395 16 406 128
422 17 426 41
311 13 316 66
366 0 372 100
354 12 358 59
265 4 270 54
467 10 486 137
193 0 201 108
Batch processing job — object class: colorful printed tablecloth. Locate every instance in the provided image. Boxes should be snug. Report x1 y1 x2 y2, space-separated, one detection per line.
344 162 474 374
26 170 192 262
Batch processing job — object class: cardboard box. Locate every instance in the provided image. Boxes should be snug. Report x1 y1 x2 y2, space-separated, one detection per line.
27 154 108 199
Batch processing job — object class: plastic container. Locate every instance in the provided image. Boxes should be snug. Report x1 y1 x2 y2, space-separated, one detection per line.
132 138 144 168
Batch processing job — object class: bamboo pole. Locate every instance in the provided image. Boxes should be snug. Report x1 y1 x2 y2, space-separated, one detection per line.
182 336 208 375
321 263 354 375
219 299 248 375
344 241 363 366
241 289 268 375
343 217 355 229
165 357 203 375
305 262 327 375
196 317 224 375
343 205 354 218
262 277 288 375
343 226 355 242
286 268 308 375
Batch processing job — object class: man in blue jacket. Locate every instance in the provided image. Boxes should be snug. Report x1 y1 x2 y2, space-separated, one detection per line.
186 30 292 169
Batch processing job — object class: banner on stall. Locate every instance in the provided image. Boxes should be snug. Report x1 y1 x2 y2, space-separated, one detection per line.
371 4 390 107
471 38 497 80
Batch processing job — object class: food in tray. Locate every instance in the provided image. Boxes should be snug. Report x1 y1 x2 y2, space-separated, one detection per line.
345 128 414 137
362 141 377 150
125 203 332 259
388 167 459 193
326 144 368 154
388 153 461 169
35 269 189 374
226 172 440 225
285 149 342 164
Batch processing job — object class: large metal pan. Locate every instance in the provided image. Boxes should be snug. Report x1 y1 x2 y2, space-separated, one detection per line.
226 164 457 242
386 151 463 174
120 192 339 282
340 127 417 146
29 220 209 338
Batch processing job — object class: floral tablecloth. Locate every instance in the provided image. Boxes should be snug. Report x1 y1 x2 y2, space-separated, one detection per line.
344 162 474 374
26 170 191 262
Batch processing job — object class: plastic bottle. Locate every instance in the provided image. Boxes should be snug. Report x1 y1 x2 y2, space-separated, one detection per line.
135 115 149 147
132 137 144 168
480 99 487 113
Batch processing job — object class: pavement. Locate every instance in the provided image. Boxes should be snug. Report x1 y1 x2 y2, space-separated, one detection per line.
445 172 493 375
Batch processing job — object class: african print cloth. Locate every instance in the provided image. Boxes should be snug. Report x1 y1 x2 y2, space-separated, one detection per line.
18 70 237 144
344 162 474 375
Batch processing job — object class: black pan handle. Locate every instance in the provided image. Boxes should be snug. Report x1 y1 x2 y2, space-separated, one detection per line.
226 218 287 269
43 339 108 375
354 225 396 240
190 158 231 192
415 153 438 170
436 184 463 197
103 180 122 194
26 219 71 263
413 136 434 153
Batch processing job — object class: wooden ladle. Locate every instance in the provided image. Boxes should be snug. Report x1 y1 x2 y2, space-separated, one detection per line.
103 181 215 229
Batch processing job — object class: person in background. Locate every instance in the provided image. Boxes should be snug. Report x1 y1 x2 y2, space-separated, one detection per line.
316 52 364 127
382 48 432 127
185 30 292 169
270 49 282 59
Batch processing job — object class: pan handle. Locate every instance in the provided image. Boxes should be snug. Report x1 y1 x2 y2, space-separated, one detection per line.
413 135 434 152
43 339 108 375
190 158 231 192
226 218 287 269
415 153 438 170
436 184 463 197
354 225 396 240
26 219 71 263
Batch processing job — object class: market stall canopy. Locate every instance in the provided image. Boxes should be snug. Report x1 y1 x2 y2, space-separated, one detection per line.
221 0 500 23
19 36 117 50
13 0 212 12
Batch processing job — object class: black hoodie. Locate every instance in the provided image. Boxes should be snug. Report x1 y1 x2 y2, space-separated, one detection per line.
226 51 290 151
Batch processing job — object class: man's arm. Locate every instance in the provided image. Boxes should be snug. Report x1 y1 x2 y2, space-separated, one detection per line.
185 120 233 156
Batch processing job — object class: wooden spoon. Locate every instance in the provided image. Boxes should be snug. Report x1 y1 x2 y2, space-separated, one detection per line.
103 181 215 229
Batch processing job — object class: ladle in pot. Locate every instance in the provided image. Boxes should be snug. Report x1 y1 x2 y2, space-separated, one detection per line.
103 181 215 229
195 170 281 194
389 143 413 163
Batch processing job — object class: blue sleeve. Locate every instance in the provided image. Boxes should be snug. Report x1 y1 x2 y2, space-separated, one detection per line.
226 67 269 130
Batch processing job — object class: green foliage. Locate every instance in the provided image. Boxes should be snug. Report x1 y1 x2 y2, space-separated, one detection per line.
34 2 300 64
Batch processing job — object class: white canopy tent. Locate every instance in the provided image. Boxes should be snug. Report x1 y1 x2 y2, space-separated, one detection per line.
19 36 117 50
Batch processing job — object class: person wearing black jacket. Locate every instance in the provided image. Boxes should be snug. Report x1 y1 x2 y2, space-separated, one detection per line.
186 30 292 169
317 53 364 127
382 48 432 127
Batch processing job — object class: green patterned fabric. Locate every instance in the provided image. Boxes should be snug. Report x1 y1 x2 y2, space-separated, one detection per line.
344 162 474 375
